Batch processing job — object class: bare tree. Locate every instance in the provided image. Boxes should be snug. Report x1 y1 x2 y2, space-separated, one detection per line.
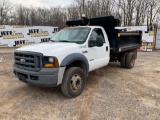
0 0 12 24
29 8 38 26
1 0 160 28
147 0 160 25
16 5 26 25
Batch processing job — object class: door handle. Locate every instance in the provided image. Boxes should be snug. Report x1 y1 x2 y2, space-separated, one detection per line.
82 51 88 53
106 46 108 51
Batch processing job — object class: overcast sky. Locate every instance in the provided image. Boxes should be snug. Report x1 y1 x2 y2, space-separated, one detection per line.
10 0 74 8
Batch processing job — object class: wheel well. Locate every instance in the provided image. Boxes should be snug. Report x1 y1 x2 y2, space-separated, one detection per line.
66 60 87 75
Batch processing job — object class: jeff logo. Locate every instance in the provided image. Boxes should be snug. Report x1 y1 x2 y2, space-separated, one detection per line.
52 28 58 33
28 29 49 37
0 31 24 39
0 31 12 36
13 40 34 47
41 38 50 42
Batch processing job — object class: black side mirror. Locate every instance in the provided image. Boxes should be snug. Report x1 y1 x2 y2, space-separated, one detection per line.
89 37 104 47
89 39 96 47
96 36 103 47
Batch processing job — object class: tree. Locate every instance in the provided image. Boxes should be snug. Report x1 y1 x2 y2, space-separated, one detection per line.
147 0 160 25
0 0 12 24
1 0 160 28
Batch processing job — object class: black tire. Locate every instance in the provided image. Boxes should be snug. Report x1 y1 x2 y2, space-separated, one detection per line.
126 52 135 69
61 67 86 98
120 52 128 68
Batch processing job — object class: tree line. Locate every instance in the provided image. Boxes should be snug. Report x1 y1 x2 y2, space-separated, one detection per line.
0 0 160 29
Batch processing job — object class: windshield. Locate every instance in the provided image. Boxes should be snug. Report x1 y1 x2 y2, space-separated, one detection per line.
51 27 91 44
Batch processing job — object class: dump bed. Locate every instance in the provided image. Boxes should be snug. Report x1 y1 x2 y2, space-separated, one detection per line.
112 29 142 53
66 16 142 53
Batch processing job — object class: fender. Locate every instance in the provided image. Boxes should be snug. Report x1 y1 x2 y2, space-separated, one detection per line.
60 53 89 73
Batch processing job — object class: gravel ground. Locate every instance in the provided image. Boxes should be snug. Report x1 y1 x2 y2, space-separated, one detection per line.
0 48 160 120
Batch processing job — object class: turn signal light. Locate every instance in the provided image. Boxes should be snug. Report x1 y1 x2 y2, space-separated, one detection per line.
54 57 59 67
44 64 54 68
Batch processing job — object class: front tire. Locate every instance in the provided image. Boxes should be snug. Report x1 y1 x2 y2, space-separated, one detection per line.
61 67 86 98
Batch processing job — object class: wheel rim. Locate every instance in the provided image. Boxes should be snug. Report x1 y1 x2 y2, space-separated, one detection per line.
70 74 82 92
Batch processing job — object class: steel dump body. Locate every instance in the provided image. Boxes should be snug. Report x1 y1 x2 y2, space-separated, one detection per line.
66 16 142 55
112 30 142 53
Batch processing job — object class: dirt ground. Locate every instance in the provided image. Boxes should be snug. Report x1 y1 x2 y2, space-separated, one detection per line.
0 48 160 120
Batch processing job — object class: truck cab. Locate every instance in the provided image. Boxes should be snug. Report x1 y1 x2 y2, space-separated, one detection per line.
14 16 142 98
50 26 110 71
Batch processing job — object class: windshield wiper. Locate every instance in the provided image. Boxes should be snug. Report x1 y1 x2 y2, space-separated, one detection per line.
59 40 73 43
74 41 83 44
49 40 56 42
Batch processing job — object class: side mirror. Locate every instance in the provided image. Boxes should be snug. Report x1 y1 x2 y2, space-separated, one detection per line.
88 37 104 47
96 36 103 47
88 40 96 47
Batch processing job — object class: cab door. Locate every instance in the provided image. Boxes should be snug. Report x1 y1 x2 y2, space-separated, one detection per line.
86 28 110 71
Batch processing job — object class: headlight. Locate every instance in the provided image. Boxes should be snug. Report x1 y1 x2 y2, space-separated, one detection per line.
43 57 59 68
49 57 54 63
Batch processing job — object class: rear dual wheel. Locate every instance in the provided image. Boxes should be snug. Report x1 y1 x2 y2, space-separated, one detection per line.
120 52 128 68
126 52 135 69
120 52 135 69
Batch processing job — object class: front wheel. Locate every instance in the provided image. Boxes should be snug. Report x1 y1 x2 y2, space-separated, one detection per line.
61 67 86 98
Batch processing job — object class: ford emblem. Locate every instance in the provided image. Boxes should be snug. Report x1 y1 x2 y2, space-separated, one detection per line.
20 59 25 63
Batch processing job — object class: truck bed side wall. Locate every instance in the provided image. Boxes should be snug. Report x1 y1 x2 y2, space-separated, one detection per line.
114 30 142 52
109 30 142 61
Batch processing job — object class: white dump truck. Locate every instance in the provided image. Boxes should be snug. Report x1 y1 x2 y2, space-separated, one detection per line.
13 16 142 98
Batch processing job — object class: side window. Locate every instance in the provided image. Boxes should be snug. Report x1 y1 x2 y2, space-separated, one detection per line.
89 28 105 43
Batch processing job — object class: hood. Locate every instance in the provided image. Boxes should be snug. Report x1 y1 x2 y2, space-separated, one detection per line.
16 42 80 56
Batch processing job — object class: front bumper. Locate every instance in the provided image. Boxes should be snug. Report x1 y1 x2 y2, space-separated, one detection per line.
14 65 65 87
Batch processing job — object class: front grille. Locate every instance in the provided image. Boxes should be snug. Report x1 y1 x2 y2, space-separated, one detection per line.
14 52 42 71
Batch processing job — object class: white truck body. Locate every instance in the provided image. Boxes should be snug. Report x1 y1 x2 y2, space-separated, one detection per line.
13 16 142 98
17 26 110 72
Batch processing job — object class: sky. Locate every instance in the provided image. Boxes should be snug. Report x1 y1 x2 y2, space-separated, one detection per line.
10 0 74 8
